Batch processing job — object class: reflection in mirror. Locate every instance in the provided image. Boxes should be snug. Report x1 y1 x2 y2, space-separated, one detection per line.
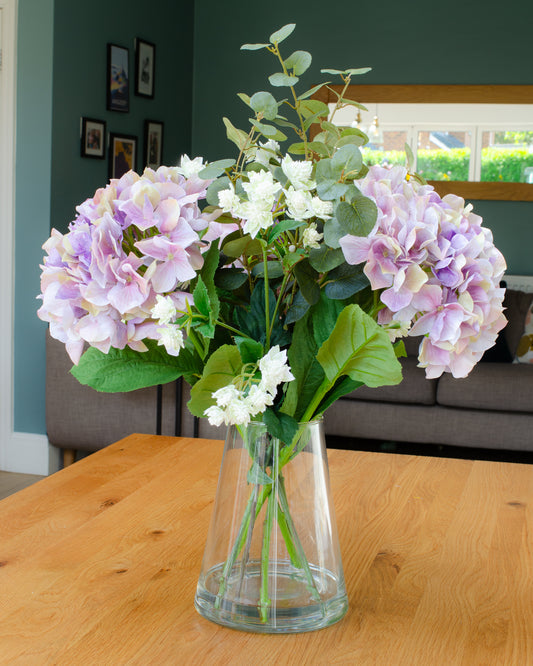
313 85 533 201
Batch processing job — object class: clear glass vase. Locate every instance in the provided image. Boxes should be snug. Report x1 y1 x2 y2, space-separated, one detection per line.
194 419 348 633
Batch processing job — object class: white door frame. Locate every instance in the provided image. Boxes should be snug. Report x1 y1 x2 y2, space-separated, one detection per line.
0 0 50 474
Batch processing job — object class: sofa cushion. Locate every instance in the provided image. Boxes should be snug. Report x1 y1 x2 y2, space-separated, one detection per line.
344 356 437 405
437 362 533 413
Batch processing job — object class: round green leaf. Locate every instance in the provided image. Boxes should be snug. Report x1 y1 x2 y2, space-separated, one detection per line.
250 91 278 120
269 24 295 44
199 159 236 180
269 72 299 87
284 50 312 75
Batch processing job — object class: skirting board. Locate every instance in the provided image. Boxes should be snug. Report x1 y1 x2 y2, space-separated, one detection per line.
1 432 52 475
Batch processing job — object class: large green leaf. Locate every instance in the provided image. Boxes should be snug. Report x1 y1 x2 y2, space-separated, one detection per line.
316 376 363 415
284 313 325 421
71 342 200 393
188 345 243 417
316 304 402 388
262 409 299 446
223 234 263 258
308 245 345 272
315 158 348 200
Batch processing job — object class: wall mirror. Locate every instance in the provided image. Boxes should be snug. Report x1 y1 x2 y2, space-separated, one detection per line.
313 85 533 201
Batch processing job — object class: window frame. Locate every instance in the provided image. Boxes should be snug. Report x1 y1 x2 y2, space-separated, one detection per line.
312 84 533 201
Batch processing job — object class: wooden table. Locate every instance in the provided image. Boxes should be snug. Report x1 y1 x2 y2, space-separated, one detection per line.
1 434 532 665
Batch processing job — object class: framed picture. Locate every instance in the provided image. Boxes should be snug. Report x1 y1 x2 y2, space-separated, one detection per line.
109 133 137 179
107 43 129 112
81 117 106 159
135 38 155 98
144 120 164 169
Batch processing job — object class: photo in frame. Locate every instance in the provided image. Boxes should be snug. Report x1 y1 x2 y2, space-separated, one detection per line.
135 39 155 98
107 43 129 112
109 133 137 179
144 120 164 169
81 117 106 159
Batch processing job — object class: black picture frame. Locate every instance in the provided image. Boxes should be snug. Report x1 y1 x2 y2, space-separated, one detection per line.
135 38 155 98
81 117 106 159
109 133 137 179
107 43 129 112
144 120 164 169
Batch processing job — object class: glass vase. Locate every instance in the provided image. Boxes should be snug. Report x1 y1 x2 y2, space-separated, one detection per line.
194 419 348 633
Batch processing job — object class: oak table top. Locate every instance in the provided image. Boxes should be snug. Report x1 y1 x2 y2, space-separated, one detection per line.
0 433 532 665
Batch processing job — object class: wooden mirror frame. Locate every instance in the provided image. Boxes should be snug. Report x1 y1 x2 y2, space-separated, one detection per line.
312 85 533 202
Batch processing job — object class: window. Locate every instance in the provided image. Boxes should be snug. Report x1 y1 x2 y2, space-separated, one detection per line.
314 85 533 201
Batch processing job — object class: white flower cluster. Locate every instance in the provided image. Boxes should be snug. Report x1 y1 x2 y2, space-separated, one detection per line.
216 152 332 241
151 294 185 356
204 346 295 427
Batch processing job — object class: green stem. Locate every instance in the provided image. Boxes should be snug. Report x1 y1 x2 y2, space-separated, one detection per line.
262 244 270 349
268 271 291 343
260 482 276 623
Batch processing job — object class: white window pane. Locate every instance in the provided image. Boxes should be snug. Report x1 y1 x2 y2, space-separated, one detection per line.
416 131 472 181
481 130 533 182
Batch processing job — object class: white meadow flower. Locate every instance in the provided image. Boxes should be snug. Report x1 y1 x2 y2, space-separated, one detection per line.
245 384 274 415
212 384 241 408
242 169 282 206
225 398 252 426
218 184 241 214
258 345 295 395
255 139 280 166
310 196 333 220
285 186 313 221
302 223 323 250
204 405 226 427
176 154 205 178
151 294 177 325
157 324 184 356
281 155 315 190
237 201 274 238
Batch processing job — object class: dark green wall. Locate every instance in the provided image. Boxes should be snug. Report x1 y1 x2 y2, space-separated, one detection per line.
191 0 533 274
50 0 195 233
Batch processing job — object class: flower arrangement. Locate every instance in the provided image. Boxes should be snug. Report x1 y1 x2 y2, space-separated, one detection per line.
38 24 507 630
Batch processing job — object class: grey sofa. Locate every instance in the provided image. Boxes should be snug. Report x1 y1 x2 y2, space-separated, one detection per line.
45 289 533 465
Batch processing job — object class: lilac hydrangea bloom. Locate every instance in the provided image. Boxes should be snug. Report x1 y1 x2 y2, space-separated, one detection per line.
339 165 507 378
37 165 228 364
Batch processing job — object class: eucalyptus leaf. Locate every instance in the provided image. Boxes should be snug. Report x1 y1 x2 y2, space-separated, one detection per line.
287 142 307 155
198 158 235 180
250 91 278 120
223 117 250 151
299 99 330 119
331 144 363 178
297 82 329 101
269 23 296 44
237 92 251 107
206 176 231 206
241 43 269 50
284 50 312 75
345 67 372 76
269 72 299 87
320 68 344 75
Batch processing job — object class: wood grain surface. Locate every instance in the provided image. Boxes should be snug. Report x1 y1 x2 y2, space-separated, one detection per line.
0 433 532 665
